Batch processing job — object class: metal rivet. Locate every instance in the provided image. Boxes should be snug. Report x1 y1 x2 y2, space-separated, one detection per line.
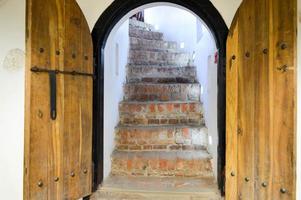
232 55 236 60
245 177 250 182
37 180 43 187
70 172 75 177
83 169 88 174
84 56 89 60
38 110 43 118
56 50 60 55
263 48 268 54
245 52 250 57
39 48 44 53
72 54 76 59
54 177 59 182
280 43 287 50
262 182 268 187
280 188 287 194
231 172 235 177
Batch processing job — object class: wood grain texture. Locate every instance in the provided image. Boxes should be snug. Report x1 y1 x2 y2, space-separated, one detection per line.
24 0 93 199
226 0 296 199
225 9 239 200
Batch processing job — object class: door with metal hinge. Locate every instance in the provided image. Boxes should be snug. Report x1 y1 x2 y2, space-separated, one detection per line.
225 0 296 199
24 0 93 199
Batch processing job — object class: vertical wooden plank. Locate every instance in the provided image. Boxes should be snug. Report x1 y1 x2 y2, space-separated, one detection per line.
25 0 65 199
254 0 273 199
63 0 93 199
237 0 256 199
269 0 297 199
225 10 239 200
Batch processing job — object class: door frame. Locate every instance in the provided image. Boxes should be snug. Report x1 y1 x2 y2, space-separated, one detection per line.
91 0 228 193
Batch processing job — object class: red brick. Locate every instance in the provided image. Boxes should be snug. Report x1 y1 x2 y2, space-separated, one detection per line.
159 160 167 170
149 104 156 112
169 119 179 124
181 104 188 112
166 104 173 112
157 104 165 112
182 128 190 138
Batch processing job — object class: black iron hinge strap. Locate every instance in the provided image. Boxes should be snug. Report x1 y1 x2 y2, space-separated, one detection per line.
31 66 95 79
49 71 57 120
31 66 95 121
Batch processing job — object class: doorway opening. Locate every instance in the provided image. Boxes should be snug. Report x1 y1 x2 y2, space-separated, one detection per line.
92 0 228 198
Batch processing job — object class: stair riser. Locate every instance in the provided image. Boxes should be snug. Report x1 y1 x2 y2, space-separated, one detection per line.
127 66 197 83
119 102 204 126
128 50 190 65
130 37 177 52
111 156 213 178
129 19 155 31
129 28 164 40
124 84 200 101
116 127 208 151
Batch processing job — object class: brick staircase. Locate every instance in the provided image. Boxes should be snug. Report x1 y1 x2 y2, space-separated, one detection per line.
92 19 222 200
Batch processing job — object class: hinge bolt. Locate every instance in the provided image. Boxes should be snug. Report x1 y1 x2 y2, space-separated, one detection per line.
37 180 43 187
280 188 287 194
262 182 268 187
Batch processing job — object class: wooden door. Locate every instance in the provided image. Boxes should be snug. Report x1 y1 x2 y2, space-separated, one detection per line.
24 0 93 199
226 0 296 199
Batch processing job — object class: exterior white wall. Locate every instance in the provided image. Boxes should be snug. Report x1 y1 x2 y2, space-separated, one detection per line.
2 0 301 199
0 0 25 200
104 20 129 179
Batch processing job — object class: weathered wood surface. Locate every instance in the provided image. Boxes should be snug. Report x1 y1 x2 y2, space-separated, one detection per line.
226 0 296 199
24 0 93 199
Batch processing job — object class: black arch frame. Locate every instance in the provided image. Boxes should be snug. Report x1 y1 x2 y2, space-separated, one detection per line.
91 0 228 194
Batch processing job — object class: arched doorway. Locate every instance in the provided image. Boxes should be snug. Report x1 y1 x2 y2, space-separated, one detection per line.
91 0 228 194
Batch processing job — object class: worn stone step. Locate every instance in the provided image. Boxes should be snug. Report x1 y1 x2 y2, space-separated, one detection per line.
111 150 214 178
129 27 164 40
129 19 155 31
130 37 178 52
115 125 208 151
124 83 201 101
128 50 190 66
126 65 198 83
91 176 222 200
119 101 204 126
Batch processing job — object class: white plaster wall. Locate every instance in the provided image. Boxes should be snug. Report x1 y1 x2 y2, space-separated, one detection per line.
194 28 218 179
2 0 301 199
0 0 25 199
104 20 129 180
144 6 197 53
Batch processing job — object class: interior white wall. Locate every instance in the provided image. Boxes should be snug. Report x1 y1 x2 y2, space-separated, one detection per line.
194 27 218 179
0 0 25 200
2 0 301 199
144 6 197 53
103 19 129 180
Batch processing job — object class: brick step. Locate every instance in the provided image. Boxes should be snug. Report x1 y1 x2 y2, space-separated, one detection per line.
129 19 155 31
119 101 204 126
129 27 164 41
124 83 201 101
91 176 222 200
126 65 197 83
128 50 190 66
111 150 214 178
115 125 208 151
130 37 178 52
